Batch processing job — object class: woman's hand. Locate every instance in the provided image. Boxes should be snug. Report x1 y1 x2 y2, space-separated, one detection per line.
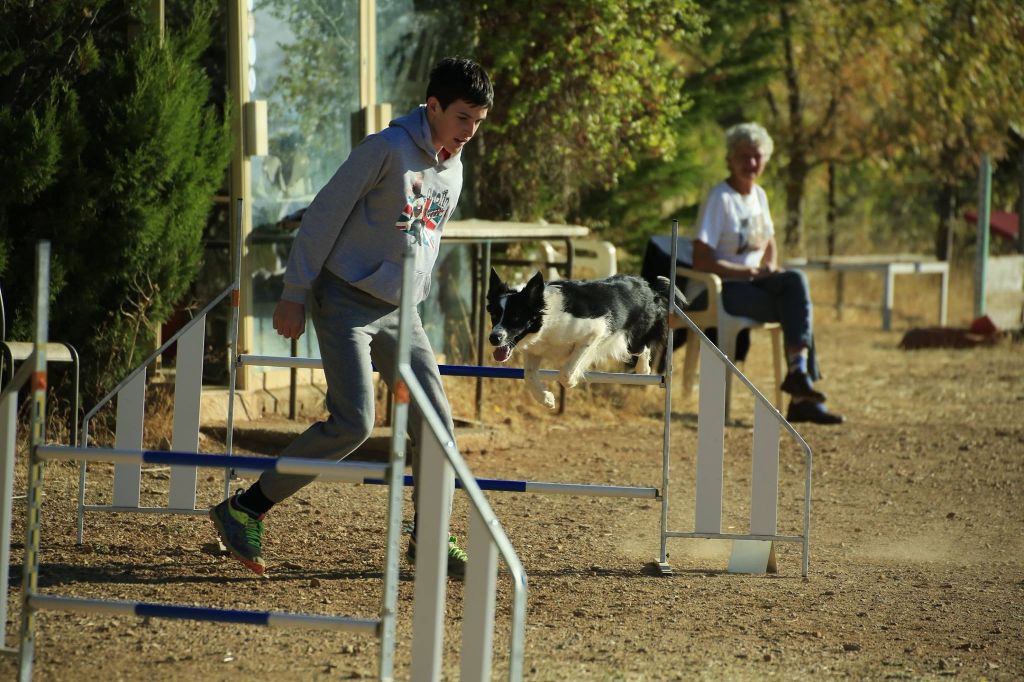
749 263 779 280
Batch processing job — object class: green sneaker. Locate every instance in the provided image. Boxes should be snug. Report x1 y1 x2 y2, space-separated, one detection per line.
210 491 267 576
406 533 468 579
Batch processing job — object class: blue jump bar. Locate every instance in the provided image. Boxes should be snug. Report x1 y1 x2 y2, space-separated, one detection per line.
440 364 525 379
29 594 379 634
237 354 664 386
136 601 270 625
363 474 659 499
35 445 387 481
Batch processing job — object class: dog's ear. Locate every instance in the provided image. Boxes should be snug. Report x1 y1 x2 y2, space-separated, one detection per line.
525 271 545 301
488 267 502 295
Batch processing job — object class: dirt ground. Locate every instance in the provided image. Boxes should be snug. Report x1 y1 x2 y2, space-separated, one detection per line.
2 268 1023 681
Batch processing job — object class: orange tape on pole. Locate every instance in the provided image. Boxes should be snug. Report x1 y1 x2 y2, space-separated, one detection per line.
231 288 240 307
31 371 47 392
394 381 410 405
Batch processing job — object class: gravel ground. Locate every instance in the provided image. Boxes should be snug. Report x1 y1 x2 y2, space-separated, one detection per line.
2 271 1022 681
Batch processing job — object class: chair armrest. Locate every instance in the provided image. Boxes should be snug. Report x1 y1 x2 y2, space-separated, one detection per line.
676 266 722 293
675 265 722 322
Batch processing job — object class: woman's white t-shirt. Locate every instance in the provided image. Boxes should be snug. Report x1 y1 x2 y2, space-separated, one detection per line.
694 181 774 267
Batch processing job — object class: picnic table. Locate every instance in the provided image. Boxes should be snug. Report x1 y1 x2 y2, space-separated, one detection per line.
784 254 949 331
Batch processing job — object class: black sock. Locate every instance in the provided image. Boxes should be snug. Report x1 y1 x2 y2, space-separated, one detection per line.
235 481 274 517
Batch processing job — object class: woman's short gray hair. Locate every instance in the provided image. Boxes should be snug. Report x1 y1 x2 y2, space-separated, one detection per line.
725 122 774 162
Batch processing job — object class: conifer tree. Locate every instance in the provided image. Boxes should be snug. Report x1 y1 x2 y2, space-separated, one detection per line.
0 0 228 397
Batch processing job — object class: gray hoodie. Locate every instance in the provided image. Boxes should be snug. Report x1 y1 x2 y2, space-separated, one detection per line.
281 105 463 306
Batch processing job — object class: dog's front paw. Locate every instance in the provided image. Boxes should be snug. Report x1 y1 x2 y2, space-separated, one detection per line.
635 349 652 374
527 387 557 409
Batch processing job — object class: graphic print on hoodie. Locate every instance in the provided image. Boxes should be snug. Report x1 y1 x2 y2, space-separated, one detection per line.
396 171 454 249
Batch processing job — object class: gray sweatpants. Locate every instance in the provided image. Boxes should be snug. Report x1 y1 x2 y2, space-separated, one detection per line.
256 269 456 518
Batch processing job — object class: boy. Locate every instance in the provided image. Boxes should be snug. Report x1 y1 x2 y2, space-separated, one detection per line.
210 57 493 577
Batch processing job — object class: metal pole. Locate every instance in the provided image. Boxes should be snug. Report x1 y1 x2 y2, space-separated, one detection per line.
1018 148 1023 255
378 242 416 681
474 242 491 422
974 154 992 318
19 241 50 681
224 199 244 498
0 392 16 651
289 338 298 419
659 220 678 567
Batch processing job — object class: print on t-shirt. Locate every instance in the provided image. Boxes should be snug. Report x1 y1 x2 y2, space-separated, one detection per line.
735 204 768 256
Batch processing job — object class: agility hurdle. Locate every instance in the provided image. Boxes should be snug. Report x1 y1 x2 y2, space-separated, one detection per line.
238 218 812 577
73 201 246 542
660 224 811 575
9 237 527 680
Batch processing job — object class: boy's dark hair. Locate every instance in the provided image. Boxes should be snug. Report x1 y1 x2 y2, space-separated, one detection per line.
427 57 493 110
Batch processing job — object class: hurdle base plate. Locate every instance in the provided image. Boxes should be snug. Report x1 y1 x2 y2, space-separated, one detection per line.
654 560 673 576
727 540 776 574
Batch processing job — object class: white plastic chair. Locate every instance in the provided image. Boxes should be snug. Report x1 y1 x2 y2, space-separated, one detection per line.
539 239 618 280
673 239 784 418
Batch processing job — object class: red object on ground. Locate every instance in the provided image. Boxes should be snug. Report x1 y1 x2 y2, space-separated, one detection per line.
964 210 1020 242
968 315 999 336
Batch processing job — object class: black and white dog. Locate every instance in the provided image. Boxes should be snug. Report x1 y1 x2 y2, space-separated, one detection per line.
487 269 687 409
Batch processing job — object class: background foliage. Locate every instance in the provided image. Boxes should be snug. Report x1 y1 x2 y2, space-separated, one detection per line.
0 0 1021 400
0 0 229 398
460 0 704 224
461 0 1024 263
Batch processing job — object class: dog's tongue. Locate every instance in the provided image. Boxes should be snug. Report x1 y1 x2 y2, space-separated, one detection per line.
492 345 512 363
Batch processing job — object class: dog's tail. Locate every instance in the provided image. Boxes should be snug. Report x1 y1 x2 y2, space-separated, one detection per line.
652 275 689 315
647 277 690 374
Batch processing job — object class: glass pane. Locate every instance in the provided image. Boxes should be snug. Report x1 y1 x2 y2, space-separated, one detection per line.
377 0 474 358
376 0 449 118
249 0 361 360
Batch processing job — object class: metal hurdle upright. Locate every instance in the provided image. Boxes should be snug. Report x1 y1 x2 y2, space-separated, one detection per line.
8 235 528 680
237 219 812 577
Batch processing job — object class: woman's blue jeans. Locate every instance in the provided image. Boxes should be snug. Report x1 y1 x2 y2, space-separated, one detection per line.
721 269 822 380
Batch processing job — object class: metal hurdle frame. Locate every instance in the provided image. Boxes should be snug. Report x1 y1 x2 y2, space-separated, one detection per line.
657 223 813 577
0 246 55 659
73 200 245 540
9 239 528 681
390 240 528 682
18 308 403 682
237 219 813 577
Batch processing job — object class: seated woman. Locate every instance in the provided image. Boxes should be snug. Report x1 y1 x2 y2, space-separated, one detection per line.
692 122 843 425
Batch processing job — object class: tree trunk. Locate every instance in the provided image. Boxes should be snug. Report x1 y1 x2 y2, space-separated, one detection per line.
826 161 837 256
934 182 956 261
779 3 806 254
783 153 807 253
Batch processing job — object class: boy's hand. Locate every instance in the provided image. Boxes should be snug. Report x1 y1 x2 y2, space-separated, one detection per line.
273 300 306 340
